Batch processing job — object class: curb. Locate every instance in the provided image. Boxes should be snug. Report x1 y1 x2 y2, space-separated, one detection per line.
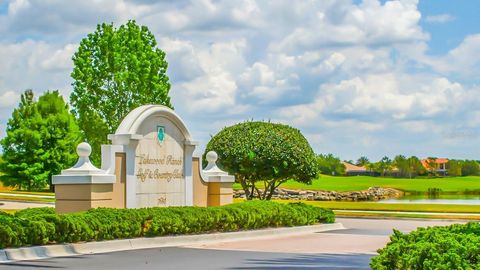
0 222 344 263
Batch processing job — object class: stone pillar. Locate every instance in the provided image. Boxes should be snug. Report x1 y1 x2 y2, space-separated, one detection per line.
192 151 235 207
52 142 116 213
203 151 235 206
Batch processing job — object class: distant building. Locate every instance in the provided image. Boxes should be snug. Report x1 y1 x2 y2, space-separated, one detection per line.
343 162 372 176
421 158 448 176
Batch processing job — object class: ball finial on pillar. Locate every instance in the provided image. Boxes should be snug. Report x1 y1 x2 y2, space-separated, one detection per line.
76 142 92 158
206 151 218 164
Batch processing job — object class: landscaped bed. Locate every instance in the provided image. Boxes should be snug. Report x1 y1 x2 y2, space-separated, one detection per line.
0 201 334 249
371 222 480 269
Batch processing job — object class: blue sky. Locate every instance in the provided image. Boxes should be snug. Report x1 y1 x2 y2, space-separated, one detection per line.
419 1 479 55
0 0 479 162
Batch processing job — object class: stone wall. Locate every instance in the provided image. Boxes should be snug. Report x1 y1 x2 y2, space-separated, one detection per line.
234 187 403 201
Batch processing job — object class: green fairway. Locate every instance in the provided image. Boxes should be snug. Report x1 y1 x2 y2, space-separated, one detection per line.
0 194 55 203
333 211 480 220
286 200 480 213
233 175 480 193
233 198 480 213
0 190 54 196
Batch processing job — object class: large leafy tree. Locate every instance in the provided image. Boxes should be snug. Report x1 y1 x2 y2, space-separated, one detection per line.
461 160 480 176
317 154 346 176
376 156 393 177
407 156 425 178
70 20 172 163
393 155 424 178
393 155 408 177
0 90 81 191
0 90 43 190
356 156 370 167
447 160 463 176
205 121 318 200
37 91 82 190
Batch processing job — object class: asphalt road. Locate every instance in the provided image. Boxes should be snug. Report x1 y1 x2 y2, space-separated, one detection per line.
0 218 464 270
0 248 372 270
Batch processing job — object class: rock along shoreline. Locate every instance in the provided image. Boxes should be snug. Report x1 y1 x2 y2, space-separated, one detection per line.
234 187 403 201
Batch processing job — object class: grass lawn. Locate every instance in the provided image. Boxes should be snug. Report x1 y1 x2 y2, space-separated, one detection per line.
0 190 55 196
233 198 480 218
233 198 480 213
0 179 54 197
233 175 480 193
334 211 480 220
0 195 55 203
283 200 480 213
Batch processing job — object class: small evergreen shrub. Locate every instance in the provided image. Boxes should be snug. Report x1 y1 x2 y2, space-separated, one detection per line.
0 201 334 249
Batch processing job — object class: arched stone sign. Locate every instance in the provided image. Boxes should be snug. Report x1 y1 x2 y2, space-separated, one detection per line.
108 105 197 208
53 105 234 213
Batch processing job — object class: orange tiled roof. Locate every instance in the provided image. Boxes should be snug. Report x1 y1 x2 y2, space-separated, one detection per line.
421 158 449 169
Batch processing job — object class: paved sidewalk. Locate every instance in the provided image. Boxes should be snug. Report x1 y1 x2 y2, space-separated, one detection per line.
185 217 465 255
0 200 54 209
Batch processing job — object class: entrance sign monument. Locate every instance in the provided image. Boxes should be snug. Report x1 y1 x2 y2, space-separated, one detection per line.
53 105 234 213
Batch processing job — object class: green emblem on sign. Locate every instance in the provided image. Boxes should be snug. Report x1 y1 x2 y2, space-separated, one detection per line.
157 126 165 144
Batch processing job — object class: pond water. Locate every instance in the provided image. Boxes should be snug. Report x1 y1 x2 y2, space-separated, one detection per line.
378 194 480 205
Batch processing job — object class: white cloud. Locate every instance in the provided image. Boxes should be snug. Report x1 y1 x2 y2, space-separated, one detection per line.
0 40 72 96
160 38 204 82
440 34 480 77
277 73 473 129
0 0 478 160
239 62 298 103
272 0 427 52
168 39 249 114
425 14 455 23
176 71 238 113
2 0 150 40
0 90 19 108
40 43 78 71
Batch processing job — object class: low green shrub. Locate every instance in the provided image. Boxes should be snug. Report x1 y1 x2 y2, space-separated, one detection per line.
14 207 55 218
0 201 334 249
371 222 480 270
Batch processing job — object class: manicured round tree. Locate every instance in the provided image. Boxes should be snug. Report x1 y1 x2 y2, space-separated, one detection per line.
204 121 318 200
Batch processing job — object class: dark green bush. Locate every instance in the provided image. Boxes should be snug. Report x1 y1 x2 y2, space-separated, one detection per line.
205 121 318 200
371 222 480 270
15 207 55 218
0 201 334 249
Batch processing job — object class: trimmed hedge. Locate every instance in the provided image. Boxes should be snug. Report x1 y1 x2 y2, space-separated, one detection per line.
371 222 480 270
0 201 334 249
